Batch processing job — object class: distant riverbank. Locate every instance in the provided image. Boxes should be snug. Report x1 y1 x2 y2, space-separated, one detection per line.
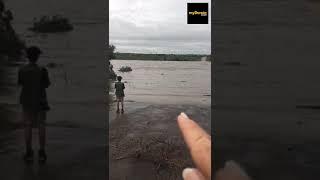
114 52 212 61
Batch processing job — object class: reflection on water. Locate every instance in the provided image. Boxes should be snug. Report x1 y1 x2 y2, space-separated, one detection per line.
110 60 211 105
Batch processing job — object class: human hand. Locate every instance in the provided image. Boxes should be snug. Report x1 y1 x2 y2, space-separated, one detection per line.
177 112 250 180
177 112 211 180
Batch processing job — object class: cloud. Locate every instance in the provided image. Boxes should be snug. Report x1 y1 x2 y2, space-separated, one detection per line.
110 0 211 54
110 17 210 41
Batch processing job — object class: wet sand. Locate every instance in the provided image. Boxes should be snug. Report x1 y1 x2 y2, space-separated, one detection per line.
109 104 211 180
0 128 105 180
214 0 320 179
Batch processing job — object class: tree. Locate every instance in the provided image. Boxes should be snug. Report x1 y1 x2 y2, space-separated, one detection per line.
107 44 116 60
0 0 25 59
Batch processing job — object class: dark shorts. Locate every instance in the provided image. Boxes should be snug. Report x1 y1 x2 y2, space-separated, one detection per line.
22 109 46 126
116 95 124 101
116 91 124 97
22 101 50 112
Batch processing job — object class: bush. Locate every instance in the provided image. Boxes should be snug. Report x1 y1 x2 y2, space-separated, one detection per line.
118 66 132 72
29 15 73 33
0 30 25 58
107 45 116 59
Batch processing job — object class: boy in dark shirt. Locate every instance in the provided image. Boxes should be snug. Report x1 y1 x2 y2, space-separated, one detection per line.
18 46 50 163
115 76 125 113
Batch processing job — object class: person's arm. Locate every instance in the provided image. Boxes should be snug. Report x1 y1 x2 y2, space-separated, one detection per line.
177 113 211 180
42 68 50 88
123 83 125 90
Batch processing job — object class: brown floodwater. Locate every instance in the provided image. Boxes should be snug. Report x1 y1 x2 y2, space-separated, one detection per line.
110 60 211 105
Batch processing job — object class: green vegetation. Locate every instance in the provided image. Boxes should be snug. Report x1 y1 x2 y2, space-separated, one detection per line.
0 30 25 58
107 44 117 79
114 53 210 61
107 45 117 105
108 45 116 59
119 66 132 72
29 15 73 33
0 0 25 59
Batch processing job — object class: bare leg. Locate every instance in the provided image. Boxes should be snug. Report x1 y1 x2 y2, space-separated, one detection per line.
121 98 124 110
38 111 46 150
23 111 33 151
116 98 120 112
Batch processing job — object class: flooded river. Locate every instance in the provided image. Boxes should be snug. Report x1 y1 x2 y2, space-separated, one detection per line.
110 60 211 105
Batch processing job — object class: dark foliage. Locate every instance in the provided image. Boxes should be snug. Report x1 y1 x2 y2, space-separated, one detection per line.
29 15 73 33
0 0 25 58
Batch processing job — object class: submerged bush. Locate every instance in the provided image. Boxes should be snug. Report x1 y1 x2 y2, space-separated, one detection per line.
29 15 73 33
119 66 132 72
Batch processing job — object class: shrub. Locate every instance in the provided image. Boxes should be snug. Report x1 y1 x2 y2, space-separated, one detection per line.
118 66 132 72
29 15 73 33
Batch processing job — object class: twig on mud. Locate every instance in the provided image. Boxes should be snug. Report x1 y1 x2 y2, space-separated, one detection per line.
115 155 133 160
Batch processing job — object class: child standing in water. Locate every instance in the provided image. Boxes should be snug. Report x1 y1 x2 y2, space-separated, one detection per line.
115 76 125 113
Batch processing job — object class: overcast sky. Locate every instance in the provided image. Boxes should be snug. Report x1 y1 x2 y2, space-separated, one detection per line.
110 0 211 54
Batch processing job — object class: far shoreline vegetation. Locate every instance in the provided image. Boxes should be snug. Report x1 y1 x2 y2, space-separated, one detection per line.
113 52 212 61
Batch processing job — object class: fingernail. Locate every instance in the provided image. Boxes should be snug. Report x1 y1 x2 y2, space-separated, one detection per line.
180 112 189 119
182 168 202 180
182 168 194 179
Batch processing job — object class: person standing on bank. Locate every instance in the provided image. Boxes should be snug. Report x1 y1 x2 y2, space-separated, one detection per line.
18 46 50 163
115 76 125 114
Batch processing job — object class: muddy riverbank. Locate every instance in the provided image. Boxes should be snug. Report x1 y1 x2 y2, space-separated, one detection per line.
109 104 211 180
